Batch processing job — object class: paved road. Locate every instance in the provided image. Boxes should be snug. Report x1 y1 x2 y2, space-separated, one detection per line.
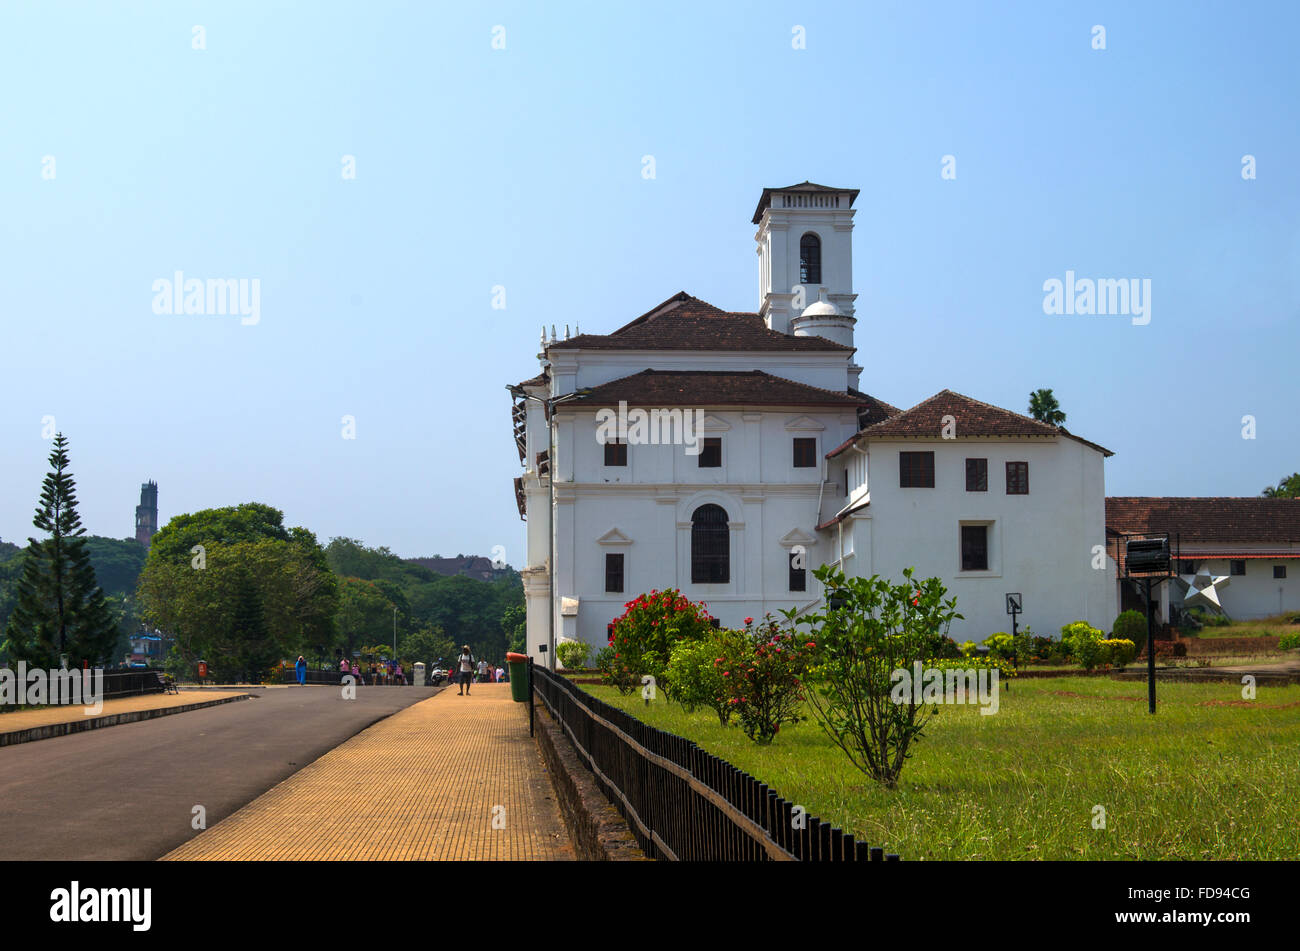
0 685 441 860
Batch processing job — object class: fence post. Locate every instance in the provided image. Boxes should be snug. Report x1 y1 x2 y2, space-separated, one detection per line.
528 656 534 738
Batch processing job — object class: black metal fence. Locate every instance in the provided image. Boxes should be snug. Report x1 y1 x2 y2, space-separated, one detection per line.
532 665 899 862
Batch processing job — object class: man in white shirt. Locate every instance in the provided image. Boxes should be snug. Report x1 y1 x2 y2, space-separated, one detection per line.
457 645 475 695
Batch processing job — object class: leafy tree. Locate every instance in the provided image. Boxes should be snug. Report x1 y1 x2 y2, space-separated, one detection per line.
399 625 457 668
2 435 118 667
1027 388 1066 426
501 603 526 654
335 577 397 658
1262 473 1300 498
791 565 962 788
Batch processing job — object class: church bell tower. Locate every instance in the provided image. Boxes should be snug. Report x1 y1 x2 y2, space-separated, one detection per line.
753 182 859 346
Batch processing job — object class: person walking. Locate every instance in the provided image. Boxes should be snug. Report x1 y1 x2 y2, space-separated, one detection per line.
457 645 475 696
295 655 307 686
477 658 489 683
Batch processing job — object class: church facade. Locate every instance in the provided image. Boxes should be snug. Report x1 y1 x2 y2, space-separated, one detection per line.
509 183 1117 666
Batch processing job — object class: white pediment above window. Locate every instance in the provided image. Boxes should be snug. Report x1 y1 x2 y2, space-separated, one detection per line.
785 415 826 432
701 414 732 433
596 528 633 546
779 528 818 548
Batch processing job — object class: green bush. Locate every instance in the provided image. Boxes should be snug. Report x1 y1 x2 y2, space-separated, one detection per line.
1279 632 1300 651
984 632 1016 659
1100 638 1137 667
594 645 637 694
958 640 978 658
923 655 1017 681
795 565 963 788
666 628 748 725
1112 610 1147 641
1061 621 1106 670
555 639 591 671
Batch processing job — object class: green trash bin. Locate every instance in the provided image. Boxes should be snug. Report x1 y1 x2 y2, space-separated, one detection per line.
506 652 530 703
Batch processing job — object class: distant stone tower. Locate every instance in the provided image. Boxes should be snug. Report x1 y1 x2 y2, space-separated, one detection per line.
135 481 158 547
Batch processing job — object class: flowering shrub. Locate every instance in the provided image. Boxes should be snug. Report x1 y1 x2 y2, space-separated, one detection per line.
604 589 714 696
983 633 1016 659
716 616 815 743
594 645 637 694
793 565 962 788
1280 631 1300 651
666 627 749 725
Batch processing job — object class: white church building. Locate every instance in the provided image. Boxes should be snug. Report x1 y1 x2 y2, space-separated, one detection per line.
509 183 1117 666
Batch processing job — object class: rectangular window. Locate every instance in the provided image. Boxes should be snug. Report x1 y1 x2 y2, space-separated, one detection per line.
1275 565 1288 579
844 468 849 497
793 437 817 468
1230 560 1246 576
699 437 722 468
899 451 935 488
1005 461 1029 495
789 551 807 591
603 439 627 467
961 525 989 571
604 553 624 593
965 458 988 492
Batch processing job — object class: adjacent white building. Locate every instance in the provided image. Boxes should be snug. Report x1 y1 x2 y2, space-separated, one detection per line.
509 183 1117 666
1107 497 1300 623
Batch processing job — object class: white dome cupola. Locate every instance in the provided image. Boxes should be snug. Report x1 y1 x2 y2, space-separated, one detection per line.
791 287 855 348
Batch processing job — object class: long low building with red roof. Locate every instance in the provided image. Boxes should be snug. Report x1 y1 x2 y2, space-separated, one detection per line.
1106 497 1300 621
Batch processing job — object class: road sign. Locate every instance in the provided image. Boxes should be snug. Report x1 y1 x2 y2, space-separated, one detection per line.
1006 592 1022 614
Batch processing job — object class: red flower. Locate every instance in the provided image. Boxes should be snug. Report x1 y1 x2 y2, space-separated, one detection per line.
744 617 754 625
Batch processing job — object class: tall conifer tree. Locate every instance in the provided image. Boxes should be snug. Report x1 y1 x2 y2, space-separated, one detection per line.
2 434 118 667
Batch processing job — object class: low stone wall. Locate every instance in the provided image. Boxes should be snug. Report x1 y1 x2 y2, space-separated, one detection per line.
1182 635 1283 655
532 701 647 861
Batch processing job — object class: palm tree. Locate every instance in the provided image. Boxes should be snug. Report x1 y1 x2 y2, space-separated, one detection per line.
1028 388 1066 426
1262 473 1300 498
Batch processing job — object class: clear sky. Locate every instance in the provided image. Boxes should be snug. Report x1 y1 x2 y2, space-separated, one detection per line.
2 1 1297 562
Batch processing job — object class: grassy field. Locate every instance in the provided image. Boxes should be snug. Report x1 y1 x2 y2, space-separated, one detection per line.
1187 613 1299 639
581 677 1300 860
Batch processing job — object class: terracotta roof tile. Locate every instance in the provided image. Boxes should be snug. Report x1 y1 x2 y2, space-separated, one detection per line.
1106 497 1300 545
561 369 868 408
545 292 853 353
828 389 1112 458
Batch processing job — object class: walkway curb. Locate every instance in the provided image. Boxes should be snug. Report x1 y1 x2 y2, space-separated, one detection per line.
0 693 252 748
533 700 647 861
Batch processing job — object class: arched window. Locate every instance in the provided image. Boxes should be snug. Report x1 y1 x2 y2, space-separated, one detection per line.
691 504 730 583
799 233 821 285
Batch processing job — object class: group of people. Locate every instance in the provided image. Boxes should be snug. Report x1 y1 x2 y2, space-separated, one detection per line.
336 656 406 686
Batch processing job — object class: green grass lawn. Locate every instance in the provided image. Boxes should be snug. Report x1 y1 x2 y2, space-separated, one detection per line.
1186 613 1299 639
581 677 1300 860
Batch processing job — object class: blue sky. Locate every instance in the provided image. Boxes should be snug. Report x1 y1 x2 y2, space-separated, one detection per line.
1 1 1296 561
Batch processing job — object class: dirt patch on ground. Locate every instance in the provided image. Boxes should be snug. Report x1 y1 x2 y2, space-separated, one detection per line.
1198 699 1300 709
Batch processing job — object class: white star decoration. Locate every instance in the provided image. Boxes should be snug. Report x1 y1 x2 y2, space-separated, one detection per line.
1181 566 1231 611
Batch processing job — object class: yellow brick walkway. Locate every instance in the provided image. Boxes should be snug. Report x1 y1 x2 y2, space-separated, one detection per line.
162 683 573 861
0 690 248 732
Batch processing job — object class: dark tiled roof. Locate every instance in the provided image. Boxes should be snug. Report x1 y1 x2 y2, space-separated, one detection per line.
1106 497 1300 545
752 181 861 224
545 292 853 353
562 369 868 408
516 371 548 388
828 389 1113 458
847 388 903 428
